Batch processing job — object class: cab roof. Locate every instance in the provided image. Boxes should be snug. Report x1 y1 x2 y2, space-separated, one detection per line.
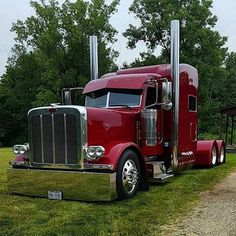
83 63 198 94
83 73 160 94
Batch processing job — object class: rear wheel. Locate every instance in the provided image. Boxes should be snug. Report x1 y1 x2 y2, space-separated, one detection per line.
219 145 226 164
116 150 140 199
211 145 217 167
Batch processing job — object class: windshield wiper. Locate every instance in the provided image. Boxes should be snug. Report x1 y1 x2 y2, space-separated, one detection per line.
109 104 132 110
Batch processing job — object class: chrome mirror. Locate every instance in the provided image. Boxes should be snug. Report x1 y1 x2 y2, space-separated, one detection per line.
62 87 84 105
64 91 71 105
162 81 172 110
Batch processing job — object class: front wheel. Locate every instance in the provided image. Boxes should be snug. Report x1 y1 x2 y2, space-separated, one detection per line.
116 150 140 199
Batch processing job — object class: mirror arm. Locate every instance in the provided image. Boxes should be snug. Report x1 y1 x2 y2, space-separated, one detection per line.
144 78 172 110
144 80 159 110
61 87 84 105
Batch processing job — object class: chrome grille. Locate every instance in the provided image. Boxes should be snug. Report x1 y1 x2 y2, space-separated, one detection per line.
31 113 77 165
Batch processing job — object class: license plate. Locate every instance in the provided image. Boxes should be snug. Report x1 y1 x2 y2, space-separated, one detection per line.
48 190 62 200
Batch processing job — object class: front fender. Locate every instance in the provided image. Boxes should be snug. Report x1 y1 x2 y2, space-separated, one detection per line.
107 142 142 171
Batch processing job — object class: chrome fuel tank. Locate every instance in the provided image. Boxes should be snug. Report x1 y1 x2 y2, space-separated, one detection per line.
141 109 157 146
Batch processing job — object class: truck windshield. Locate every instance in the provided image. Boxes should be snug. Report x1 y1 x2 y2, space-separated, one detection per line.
85 89 142 108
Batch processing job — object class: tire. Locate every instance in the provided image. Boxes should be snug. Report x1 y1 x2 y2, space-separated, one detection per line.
210 145 217 167
219 145 226 164
116 150 140 199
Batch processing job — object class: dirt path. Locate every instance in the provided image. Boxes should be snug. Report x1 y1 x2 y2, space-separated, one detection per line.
161 172 236 236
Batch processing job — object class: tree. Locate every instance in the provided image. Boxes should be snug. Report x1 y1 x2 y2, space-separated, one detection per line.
0 52 42 145
124 0 228 134
222 52 236 106
0 0 119 145
11 0 119 96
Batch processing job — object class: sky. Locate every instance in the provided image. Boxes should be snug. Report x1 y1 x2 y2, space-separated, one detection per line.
0 0 235 76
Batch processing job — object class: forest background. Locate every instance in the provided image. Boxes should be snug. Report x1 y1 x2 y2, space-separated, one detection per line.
0 0 235 146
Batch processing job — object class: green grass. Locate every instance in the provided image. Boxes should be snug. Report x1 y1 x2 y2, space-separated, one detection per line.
1 147 236 236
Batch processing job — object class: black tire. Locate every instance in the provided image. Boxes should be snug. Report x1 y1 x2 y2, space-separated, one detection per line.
116 150 140 199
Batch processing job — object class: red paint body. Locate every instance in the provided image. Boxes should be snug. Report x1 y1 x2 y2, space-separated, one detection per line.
85 107 140 168
83 64 216 172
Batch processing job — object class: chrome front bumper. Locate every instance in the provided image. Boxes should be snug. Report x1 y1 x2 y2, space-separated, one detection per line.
7 168 117 201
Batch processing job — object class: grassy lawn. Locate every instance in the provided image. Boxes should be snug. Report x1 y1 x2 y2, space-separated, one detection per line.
1 147 236 236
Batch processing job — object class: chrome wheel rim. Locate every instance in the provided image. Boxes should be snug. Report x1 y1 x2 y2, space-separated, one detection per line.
122 159 138 194
220 148 225 163
212 147 217 165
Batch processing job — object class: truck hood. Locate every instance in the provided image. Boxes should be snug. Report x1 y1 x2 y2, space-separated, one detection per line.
86 107 139 148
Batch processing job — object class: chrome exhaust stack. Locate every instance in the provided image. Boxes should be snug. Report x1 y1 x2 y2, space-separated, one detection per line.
89 36 98 80
170 20 180 171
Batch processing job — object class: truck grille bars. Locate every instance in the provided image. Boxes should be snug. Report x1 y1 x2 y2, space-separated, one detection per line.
31 113 77 165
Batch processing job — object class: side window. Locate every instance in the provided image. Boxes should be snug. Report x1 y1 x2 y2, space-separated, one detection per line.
189 95 197 112
145 87 157 106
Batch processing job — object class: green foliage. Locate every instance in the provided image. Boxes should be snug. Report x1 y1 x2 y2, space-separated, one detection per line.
0 0 119 145
1 147 236 235
222 52 236 106
198 132 219 141
124 0 228 134
0 52 41 145
1 0 235 145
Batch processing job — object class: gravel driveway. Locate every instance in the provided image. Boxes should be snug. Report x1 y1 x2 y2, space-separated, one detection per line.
161 171 236 236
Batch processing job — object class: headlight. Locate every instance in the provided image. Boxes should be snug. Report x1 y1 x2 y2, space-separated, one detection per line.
19 146 26 154
12 144 29 155
95 146 105 158
86 146 105 160
13 146 19 154
87 148 95 158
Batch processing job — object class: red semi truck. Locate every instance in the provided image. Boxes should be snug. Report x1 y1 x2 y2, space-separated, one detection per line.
7 20 225 201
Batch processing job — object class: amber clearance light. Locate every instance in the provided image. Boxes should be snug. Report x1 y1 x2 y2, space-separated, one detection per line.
48 107 57 113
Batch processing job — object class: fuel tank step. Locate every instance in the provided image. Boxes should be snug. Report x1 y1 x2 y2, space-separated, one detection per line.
146 161 174 183
148 173 174 183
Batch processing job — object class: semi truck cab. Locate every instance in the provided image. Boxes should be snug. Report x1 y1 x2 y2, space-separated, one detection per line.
7 64 203 201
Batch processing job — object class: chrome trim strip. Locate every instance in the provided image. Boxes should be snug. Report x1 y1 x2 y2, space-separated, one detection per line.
79 107 87 169
83 163 113 170
64 114 68 164
28 163 81 169
106 92 110 108
52 114 56 164
40 115 44 163
181 151 193 156
29 105 86 114
171 20 180 172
